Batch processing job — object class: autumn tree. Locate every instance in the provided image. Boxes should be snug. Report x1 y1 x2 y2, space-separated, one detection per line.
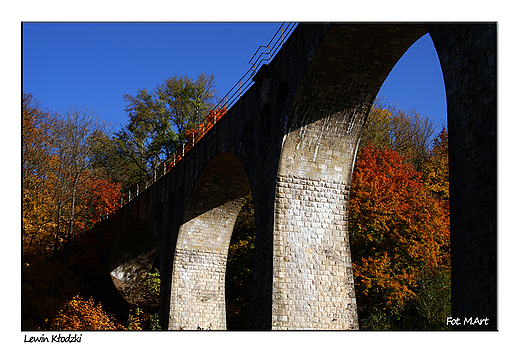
23 93 58 254
50 295 123 330
361 103 436 172
22 101 115 258
22 93 125 329
50 295 143 330
359 105 393 151
75 175 124 231
421 126 449 202
47 106 116 260
348 145 450 329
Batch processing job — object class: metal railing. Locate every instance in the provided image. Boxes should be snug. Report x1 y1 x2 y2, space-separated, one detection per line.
120 22 297 209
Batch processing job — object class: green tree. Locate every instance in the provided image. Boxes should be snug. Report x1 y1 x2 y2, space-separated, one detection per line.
117 73 217 190
118 267 161 330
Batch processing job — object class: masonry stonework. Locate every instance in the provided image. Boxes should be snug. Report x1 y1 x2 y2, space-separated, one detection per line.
427 23 497 330
95 23 496 330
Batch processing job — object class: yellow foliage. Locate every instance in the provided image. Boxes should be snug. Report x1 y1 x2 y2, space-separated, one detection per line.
349 145 450 326
50 295 126 330
422 127 449 201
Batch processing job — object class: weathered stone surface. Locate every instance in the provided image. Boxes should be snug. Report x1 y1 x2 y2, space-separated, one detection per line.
98 23 496 331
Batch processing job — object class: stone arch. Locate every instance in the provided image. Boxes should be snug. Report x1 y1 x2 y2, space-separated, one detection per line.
273 24 429 330
158 190 183 329
169 153 250 330
105 23 496 331
273 23 496 330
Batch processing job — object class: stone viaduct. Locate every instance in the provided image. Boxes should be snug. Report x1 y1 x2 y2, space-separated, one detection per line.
99 23 497 330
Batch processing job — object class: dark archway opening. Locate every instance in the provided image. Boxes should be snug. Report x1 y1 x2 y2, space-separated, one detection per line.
225 191 256 330
109 220 161 330
116 254 162 330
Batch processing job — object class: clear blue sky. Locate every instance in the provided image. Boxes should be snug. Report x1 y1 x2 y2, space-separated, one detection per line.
23 22 447 135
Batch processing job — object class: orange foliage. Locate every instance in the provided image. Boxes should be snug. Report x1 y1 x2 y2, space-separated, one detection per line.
22 93 57 253
185 106 227 145
75 175 124 232
349 145 450 317
169 106 227 169
50 295 127 330
22 94 129 329
186 107 227 143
